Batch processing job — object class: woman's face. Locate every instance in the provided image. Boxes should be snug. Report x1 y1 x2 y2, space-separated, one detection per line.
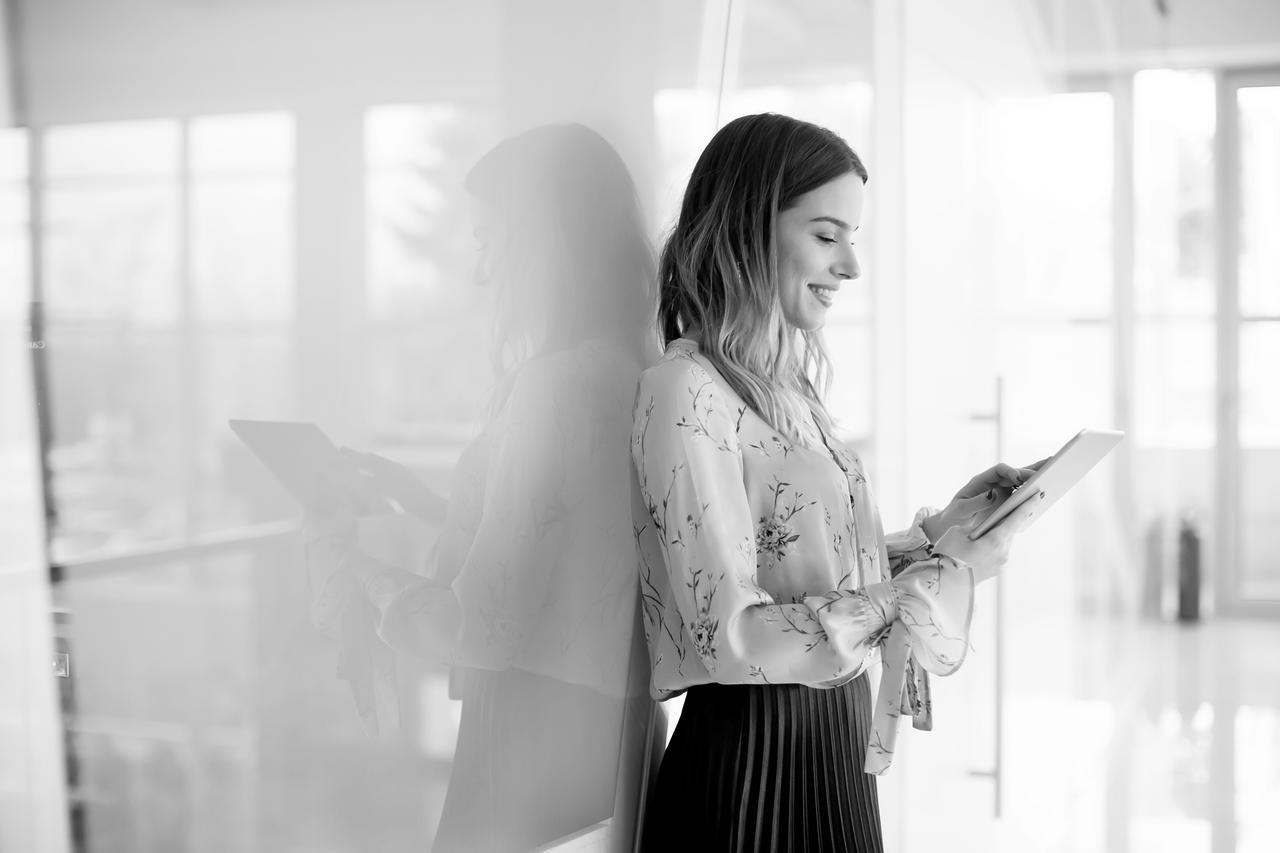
775 171 864 331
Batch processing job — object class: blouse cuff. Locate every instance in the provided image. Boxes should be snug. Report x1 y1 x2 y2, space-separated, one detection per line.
885 506 941 577
864 556 974 775
803 581 898 660
909 505 941 547
889 556 974 676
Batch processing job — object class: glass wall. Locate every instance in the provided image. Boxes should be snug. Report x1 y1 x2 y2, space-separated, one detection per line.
8 2 872 851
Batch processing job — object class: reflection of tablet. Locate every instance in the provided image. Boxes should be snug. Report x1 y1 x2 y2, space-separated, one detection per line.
969 428 1125 540
228 419 368 512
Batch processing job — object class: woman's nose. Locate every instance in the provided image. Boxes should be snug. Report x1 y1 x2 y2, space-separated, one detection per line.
832 246 860 280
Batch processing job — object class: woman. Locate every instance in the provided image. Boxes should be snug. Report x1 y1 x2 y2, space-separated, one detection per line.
304 123 660 852
630 113 1044 851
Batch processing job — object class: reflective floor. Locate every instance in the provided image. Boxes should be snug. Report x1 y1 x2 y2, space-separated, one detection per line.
891 614 1280 853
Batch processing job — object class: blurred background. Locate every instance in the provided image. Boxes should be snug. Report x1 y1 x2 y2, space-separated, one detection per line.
1 0 1278 851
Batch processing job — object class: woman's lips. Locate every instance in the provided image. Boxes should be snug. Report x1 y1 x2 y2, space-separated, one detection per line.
808 283 836 307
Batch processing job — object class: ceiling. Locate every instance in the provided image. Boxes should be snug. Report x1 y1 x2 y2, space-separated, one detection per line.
1028 0 1280 73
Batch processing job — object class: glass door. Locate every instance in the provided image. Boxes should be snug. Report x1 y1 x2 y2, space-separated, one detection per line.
1220 70 1280 616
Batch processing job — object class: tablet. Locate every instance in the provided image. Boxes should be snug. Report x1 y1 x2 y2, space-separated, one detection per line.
968 428 1125 540
228 419 377 513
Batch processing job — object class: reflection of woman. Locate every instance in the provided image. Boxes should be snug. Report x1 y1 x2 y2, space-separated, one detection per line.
631 113 1044 851
304 123 658 852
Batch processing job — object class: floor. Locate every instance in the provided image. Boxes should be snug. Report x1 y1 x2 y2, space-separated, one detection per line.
880 614 1280 853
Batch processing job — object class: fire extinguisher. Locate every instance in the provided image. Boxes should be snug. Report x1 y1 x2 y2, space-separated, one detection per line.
1177 514 1201 623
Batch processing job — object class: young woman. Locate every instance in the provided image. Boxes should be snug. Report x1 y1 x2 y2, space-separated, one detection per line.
631 113 1044 852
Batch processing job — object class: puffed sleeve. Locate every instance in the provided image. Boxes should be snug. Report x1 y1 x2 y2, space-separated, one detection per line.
633 357 970 687
815 506 976 773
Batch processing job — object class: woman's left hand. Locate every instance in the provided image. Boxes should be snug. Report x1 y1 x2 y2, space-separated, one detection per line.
922 457 1049 543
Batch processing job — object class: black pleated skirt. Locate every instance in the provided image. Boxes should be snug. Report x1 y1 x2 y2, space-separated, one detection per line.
641 674 884 853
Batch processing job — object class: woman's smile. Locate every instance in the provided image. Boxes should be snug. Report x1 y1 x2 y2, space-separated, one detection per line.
807 283 838 307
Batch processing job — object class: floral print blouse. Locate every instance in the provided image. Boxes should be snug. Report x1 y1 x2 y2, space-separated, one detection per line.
630 338 977 774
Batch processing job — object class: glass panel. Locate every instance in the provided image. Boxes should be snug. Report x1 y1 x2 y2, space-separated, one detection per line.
1133 70 1215 319
44 184 180 326
1236 704 1280 847
1134 320 1215 449
0 124 65 853
1239 322 1280 600
824 320 873 441
45 327 186 562
1237 83 1280 604
652 87 720 226
1000 323 1113 437
45 120 180 179
0 130 29 317
190 113 295 325
0 128 28 182
1238 85 1280 318
990 93 1113 318
191 178 293 324
998 322 1115 611
190 112 295 174
364 104 491 326
1240 322 1280 448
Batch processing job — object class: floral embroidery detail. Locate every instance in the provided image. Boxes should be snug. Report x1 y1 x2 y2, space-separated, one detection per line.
747 435 793 460
754 476 817 570
756 515 800 562
761 605 829 653
686 564 723 667
690 615 719 663
674 374 746 454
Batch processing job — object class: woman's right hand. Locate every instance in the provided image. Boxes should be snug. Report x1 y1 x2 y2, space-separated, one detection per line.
932 490 1045 584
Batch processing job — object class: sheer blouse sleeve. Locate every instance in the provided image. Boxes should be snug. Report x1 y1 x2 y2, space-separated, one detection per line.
631 358 973 693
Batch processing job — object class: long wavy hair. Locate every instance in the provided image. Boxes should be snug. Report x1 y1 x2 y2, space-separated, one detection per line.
658 113 868 449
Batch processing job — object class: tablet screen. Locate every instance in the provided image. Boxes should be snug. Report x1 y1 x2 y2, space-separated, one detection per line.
968 428 1124 540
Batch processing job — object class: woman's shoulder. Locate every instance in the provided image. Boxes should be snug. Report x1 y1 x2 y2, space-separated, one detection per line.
635 340 752 438
640 339 726 396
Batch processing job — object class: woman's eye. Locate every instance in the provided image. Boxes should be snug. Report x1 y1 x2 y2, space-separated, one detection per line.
816 235 837 244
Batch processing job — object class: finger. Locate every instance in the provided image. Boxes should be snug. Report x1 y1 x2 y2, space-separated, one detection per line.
995 462 1021 479
995 489 1046 535
990 462 1030 486
958 464 1017 499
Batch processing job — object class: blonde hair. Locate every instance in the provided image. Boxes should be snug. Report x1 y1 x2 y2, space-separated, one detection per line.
658 113 868 449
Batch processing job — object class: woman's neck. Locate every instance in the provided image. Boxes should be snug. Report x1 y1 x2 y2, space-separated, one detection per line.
676 325 703 346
